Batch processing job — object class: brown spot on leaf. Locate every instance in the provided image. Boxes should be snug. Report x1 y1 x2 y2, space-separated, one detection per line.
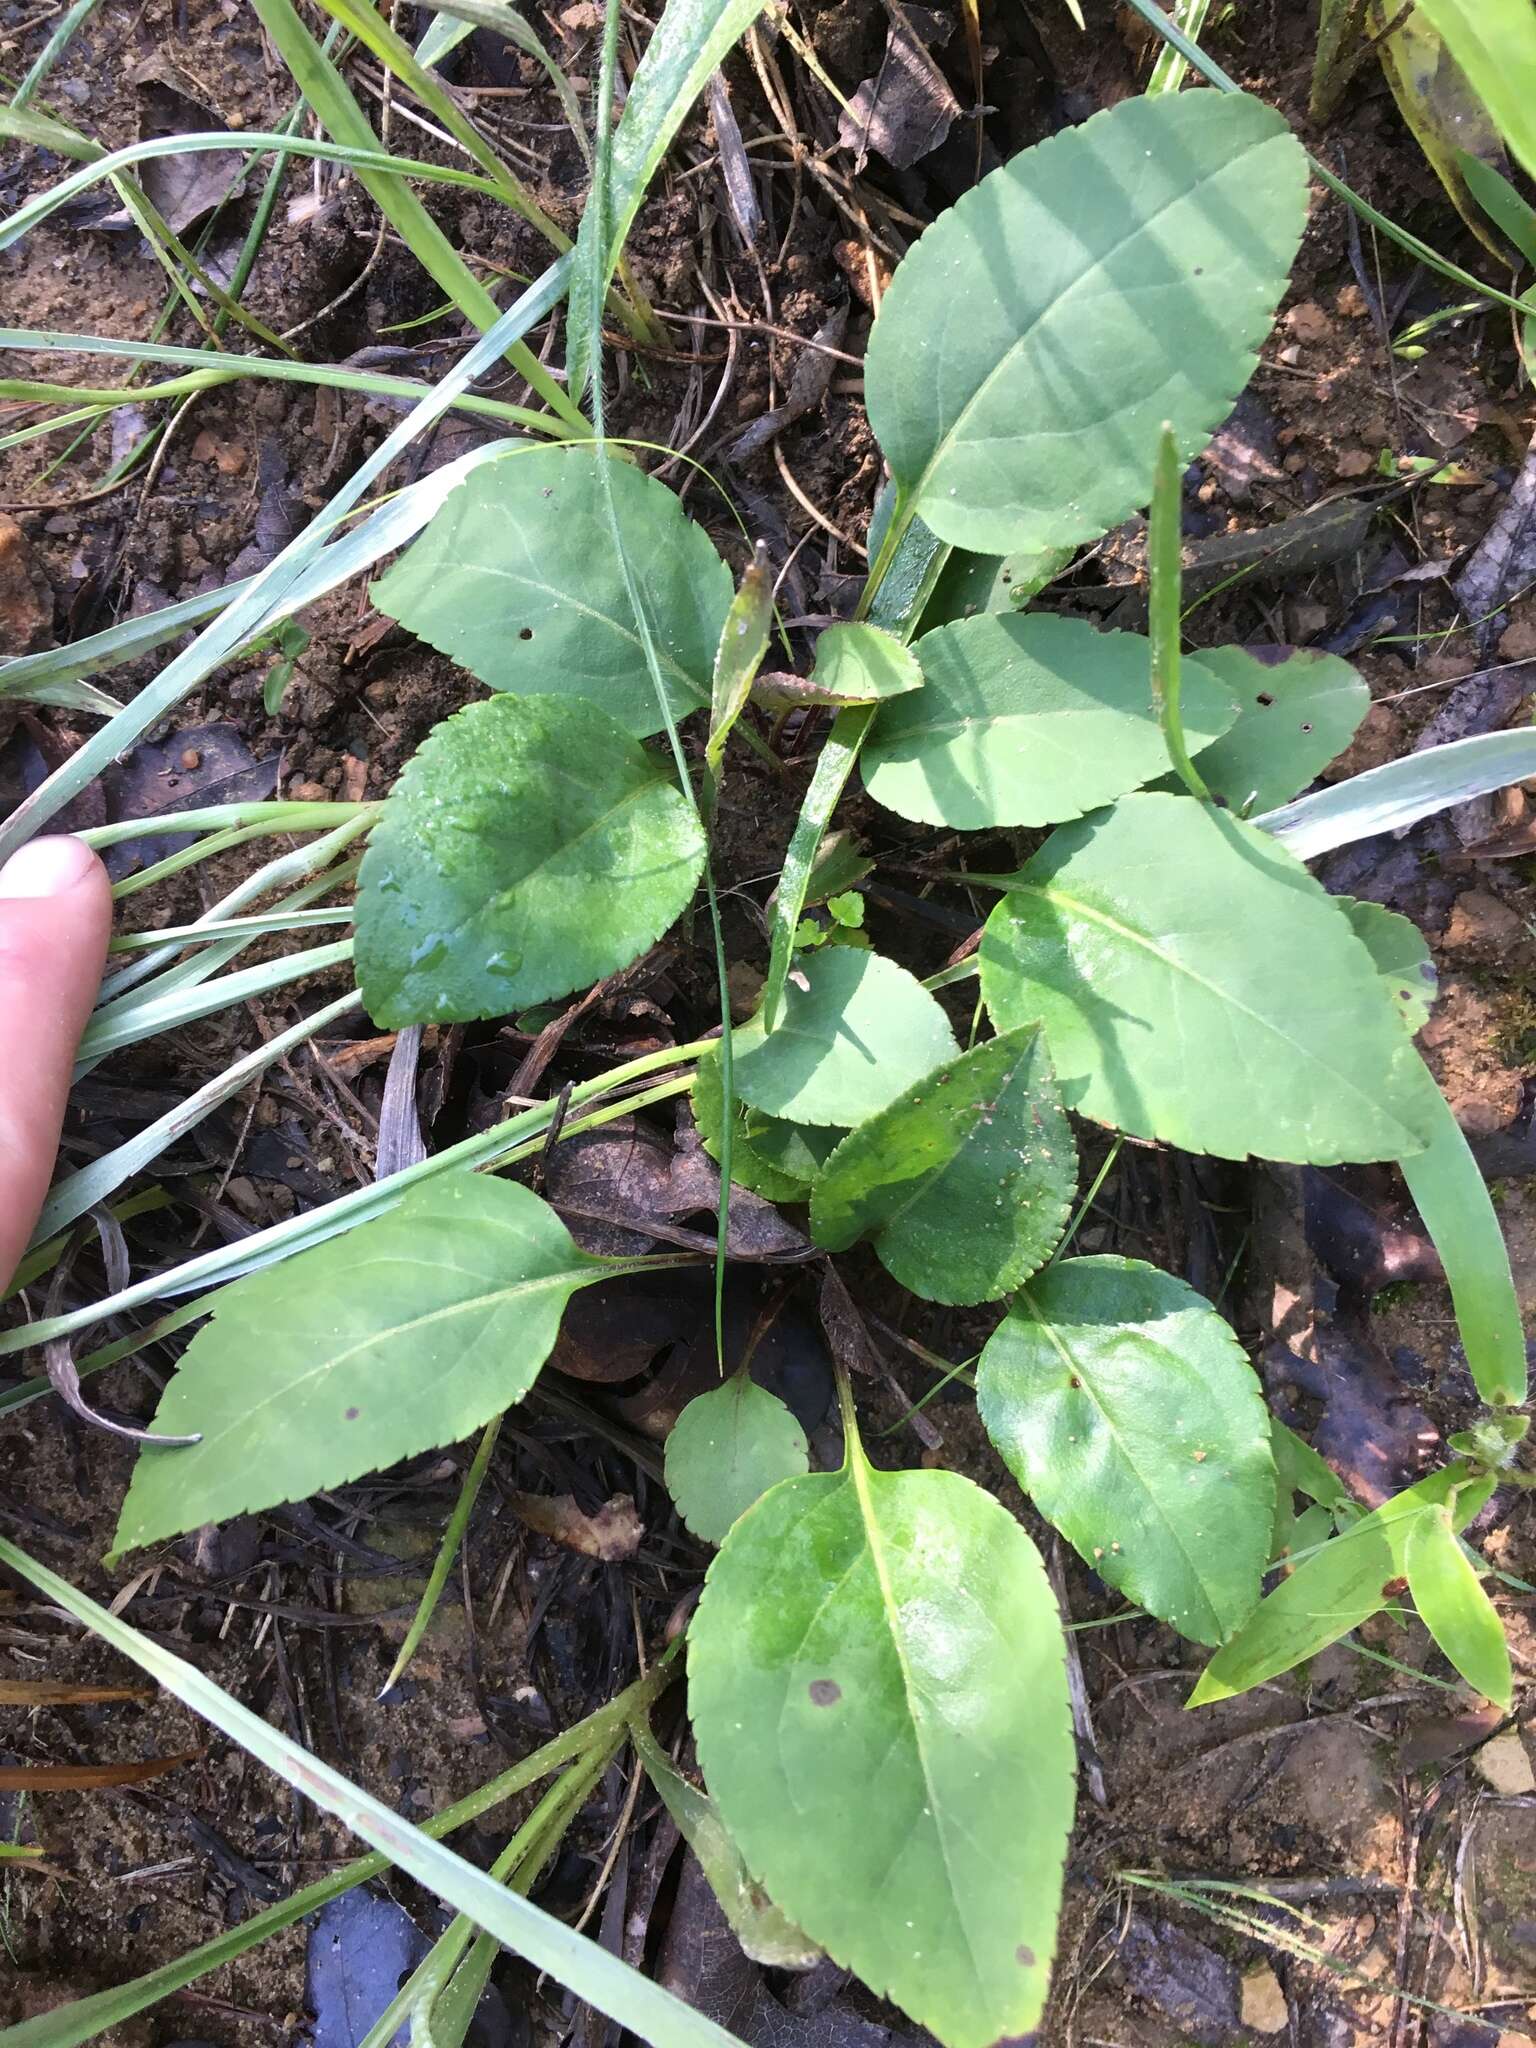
1016 1944 1036 1966
808 1679 842 1707
345 1407 361 1420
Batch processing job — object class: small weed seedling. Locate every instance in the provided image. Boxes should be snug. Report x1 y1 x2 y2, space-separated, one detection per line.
4 44 1535 2048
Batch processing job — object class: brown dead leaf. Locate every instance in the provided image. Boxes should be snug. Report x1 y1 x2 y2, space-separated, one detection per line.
0 1681 152 1707
0 1750 198 1791
506 1491 644 1561
837 8 960 170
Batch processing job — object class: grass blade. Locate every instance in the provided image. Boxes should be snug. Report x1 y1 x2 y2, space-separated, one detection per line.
310 0 570 247
1415 0 1536 185
1146 0 1210 92
37 990 362 1245
1400 1063 1528 1408
1116 0 1536 323
1256 728 1536 859
567 0 768 399
248 0 587 432
0 1042 708 1359
0 1656 675 2048
77 941 355 1068
379 1417 502 1695
0 582 253 701
0 131 505 248
418 0 591 164
0 272 566 862
0 1539 743 2048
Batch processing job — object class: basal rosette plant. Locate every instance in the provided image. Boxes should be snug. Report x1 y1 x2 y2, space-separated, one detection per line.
90 86 1529 2048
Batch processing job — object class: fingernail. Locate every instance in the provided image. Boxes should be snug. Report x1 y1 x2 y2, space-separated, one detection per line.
0 835 98 900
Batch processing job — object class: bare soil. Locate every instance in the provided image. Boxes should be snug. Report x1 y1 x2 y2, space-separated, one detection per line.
5 1 1536 2043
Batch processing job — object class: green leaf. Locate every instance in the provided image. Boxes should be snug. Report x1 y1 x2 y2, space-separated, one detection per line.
862 614 1236 830
630 1716 821 1969
1398 1062 1528 1408
706 543 773 778
1270 1417 1353 1561
1414 0 1536 187
371 448 733 737
355 695 705 1028
810 1023 1076 1305
566 0 770 400
865 90 1308 553
690 1047 839 1201
1182 645 1369 813
1271 1417 1352 1514
1458 148 1536 269
733 949 959 1128
111 1174 609 1560
1404 1503 1513 1709
689 1459 1075 2048
978 791 1433 1164
809 622 923 701
977 1257 1274 1645
665 1370 810 1544
1340 896 1437 1033
1187 1464 1496 1706
918 544 1075 631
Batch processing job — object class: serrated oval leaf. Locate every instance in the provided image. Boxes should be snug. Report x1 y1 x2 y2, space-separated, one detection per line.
863 614 1237 829
732 949 959 1128
689 1462 1075 2048
810 1023 1075 1304
1404 1504 1513 1709
979 791 1432 1163
665 1371 810 1545
370 448 733 736
691 1046 839 1200
1340 896 1437 1033
866 91 1309 553
976 1257 1273 1645
355 695 705 1027
1183 645 1368 813
1188 1465 1496 1706
111 1174 605 1561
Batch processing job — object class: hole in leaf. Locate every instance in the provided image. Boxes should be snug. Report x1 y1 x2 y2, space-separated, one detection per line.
1255 691 1275 708
518 627 534 641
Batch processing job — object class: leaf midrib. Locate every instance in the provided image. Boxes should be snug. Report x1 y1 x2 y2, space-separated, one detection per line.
451 560 709 705
171 1252 592 1467
1015 1291 1226 1637
847 1455 988 1994
901 126 1278 508
1010 875 1423 1144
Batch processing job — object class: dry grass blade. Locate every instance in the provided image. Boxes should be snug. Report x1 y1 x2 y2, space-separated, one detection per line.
0 1681 152 1706
0 1751 199 1791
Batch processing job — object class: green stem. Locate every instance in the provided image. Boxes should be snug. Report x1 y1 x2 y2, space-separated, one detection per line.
1148 424 1210 802
0 1044 715 1359
82 801 375 848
